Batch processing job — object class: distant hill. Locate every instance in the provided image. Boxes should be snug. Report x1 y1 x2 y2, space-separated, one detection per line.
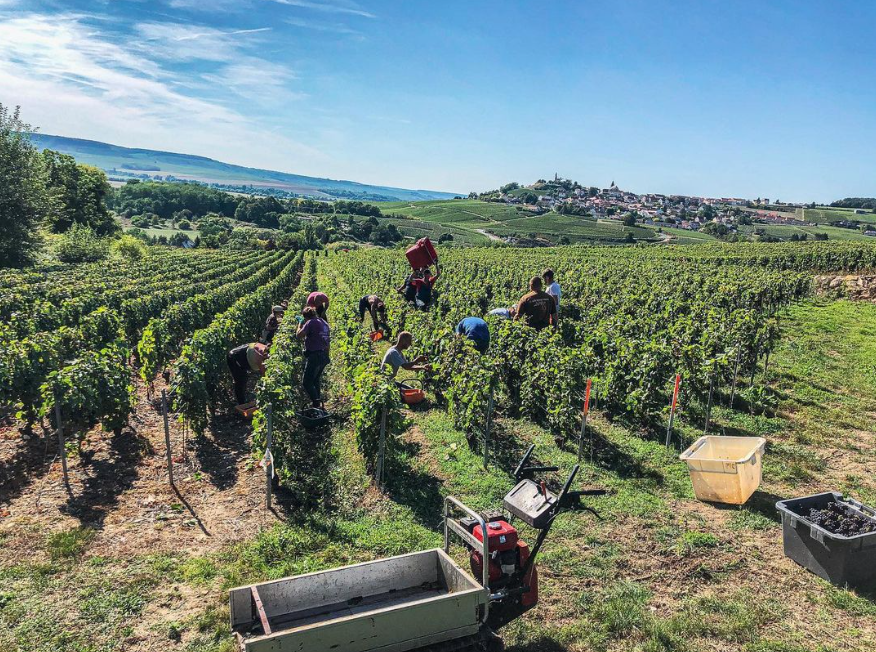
28 134 459 202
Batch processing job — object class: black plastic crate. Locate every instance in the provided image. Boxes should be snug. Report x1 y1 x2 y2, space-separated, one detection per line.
776 491 876 590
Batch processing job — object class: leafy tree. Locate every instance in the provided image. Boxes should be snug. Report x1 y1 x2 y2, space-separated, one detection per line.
55 224 109 263
621 213 637 227
0 104 47 267
168 232 193 247
42 151 118 235
109 181 238 219
112 234 147 260
235 196 283 228
177 219 191 230
438 233 454 243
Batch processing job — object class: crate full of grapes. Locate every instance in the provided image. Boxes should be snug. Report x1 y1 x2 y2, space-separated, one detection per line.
775 491 876 590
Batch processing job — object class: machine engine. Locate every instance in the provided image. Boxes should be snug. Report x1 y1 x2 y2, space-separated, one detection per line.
462 517 538 609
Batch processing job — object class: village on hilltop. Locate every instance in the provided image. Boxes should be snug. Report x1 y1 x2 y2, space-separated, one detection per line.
471 175 876 239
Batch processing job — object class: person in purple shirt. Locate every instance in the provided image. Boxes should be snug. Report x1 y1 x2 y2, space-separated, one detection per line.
296 306 330 408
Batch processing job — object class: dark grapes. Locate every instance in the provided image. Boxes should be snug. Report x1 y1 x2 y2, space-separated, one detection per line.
807 501 876 537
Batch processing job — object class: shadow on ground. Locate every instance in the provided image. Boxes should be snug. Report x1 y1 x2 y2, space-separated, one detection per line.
63 426 148 527
383 438 446 530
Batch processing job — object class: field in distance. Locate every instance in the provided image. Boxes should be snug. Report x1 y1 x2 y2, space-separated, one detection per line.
377 199 713 245
378 199 876 246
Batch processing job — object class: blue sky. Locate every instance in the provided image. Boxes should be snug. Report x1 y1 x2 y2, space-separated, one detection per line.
0 0 873 200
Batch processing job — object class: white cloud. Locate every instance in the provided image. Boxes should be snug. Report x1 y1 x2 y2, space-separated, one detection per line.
202 59 304 103
270 0 375 19
133 22 272 62
0 13 323 170
285 16 361 35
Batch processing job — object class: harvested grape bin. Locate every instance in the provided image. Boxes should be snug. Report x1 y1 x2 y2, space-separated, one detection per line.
776 491 876 590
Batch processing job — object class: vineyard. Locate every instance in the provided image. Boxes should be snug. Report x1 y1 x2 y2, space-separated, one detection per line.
2 241 876 651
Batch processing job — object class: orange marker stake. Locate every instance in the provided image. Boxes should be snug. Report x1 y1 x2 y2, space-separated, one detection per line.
578 378 593 462
665 374 682 448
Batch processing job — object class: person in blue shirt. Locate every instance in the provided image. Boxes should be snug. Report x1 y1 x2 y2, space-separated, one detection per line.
455 316 490 353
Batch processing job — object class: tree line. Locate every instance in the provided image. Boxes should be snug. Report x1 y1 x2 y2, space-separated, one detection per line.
830 198 876 211
1 104 119 267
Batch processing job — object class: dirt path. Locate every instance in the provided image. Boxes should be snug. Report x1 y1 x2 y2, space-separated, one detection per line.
0 374 287 564
476 228 504 242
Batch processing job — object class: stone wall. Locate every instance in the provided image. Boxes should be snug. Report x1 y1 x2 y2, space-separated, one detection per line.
813 275 876 301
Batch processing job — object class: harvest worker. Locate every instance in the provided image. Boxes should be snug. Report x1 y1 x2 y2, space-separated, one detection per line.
397 268 423 304
488 306 516 320
296 306 331 409
514 276 557 331
543 269 561 313
306 291 330 320
260 305 284 344
411 263 441 309
455 316 490 353
380 331 430 378
358 294 388 332
227 342 269 406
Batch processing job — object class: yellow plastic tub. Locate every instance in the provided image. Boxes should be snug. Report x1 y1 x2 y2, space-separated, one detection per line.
679 436 766 505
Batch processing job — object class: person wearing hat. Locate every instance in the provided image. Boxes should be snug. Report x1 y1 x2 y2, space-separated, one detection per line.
261 305 285 344
227 342 269 406
296 305 331 408
306 291 330 320
358 294 389 333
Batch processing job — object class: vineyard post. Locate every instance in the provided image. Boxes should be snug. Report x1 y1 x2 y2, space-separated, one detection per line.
483 385 494 469
265 403 273 511
577 378 592 463
54 402 70 490
703 374 714 435
376 404 387 489
161 389 174 486
665 374 681 448
729 346 742 408
749 344 759 389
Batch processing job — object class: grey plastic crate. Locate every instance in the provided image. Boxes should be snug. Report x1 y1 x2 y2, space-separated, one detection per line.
775 491 876 590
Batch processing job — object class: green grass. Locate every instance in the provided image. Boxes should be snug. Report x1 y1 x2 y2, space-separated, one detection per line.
739 223 876 242
46 527 95 561
124 226 201 239
802 206 876 226
376 199 717 244
5 291 876 650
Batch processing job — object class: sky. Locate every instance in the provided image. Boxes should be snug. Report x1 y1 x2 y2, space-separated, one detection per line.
0 0 874 201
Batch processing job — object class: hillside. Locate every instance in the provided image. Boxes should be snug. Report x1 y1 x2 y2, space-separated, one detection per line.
27 134 459 203
377 199 714 245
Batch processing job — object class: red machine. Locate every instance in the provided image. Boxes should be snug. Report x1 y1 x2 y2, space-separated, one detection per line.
446 445 605 631
470 521 538 609
405 237 438 270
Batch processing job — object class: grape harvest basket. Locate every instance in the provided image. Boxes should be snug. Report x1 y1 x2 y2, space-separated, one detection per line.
775 491 876 590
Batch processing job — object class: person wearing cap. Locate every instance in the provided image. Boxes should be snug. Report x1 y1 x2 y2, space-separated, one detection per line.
227 342 269 405
358 294 388 332
296 306 331 408
455 316 490 353
306 291 330 320
261 305 285 344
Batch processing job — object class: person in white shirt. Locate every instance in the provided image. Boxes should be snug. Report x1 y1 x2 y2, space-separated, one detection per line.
380 331 429 378
543 268 561 314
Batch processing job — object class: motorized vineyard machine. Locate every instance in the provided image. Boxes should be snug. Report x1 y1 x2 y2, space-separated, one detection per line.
230 445 605 651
